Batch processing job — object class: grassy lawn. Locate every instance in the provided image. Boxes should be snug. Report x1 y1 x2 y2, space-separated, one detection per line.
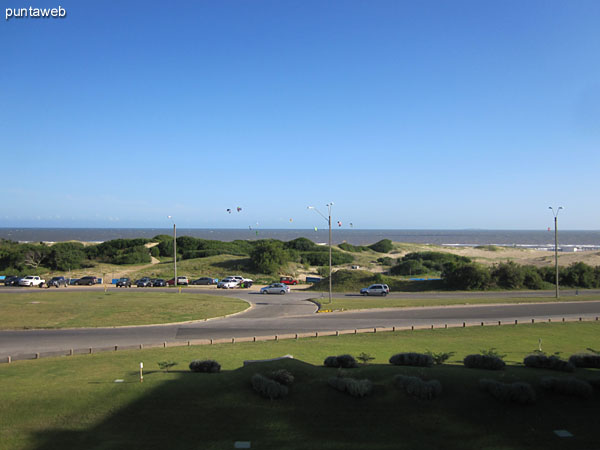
0 291 249 329
316 294 600 311
0 322 599 450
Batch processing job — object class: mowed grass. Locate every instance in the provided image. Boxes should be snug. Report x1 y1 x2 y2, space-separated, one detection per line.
319 293 600 311
0 322 599 450
0 291 249 329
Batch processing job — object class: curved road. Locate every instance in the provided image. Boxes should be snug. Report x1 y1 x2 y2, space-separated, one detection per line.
1 287 600 360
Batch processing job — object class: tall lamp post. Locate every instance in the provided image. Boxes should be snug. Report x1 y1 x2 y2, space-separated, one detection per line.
168 216 177 287
548 206 563 299
307 202 334 304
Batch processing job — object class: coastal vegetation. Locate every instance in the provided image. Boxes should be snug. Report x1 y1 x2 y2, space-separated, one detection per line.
1 322 598 450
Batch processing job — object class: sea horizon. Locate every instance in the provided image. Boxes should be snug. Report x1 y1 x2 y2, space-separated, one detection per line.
1 227 599 250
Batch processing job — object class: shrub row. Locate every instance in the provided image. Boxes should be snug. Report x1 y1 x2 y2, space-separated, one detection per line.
189 359 221 373
324 354 359 368
541 377 593 399
568 354 600 368
463 354 506 370
328 377 373 398
251 373 289 399
389 352 433 367
479 379 536 405
394 375 442 400
523 354 575 372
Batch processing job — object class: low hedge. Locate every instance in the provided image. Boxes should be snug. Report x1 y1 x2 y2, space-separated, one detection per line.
540 377 593 399
251 373 289 400
266 369 295 386
523 354 575 372
394 375 442 400
463 354 505 370
479 379 536 405
189 359 221 373
328 377 373 398
568 354 600 368
324 354 359 369
389 352 433 367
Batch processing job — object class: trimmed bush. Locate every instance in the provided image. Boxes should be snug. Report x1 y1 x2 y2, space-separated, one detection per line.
394 375 442 400
324 354 359 368
369 239 393 253
267 369 295 386
328 377 373 398
251 374 289 399
523 355 575 372
463 354 505 370
189 359 221 373
479 379 536 405
389 352 434 367
541 377 593 399
568 353 600 368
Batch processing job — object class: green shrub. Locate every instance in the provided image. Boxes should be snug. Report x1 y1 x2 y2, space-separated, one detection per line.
425 350 455 365
189 359 221 373
523 354 575 372
356 352 375 365
266 369 295 386
390 260 428 276
394 375 442 400
568 354 600 368
541 377 593 399
301 250 354 266
324 354 359 368
284 237 317 251
479 379 536 405
328 377 373 398
150 246 160 258
369 239 393 253
442 263 492 290
251 373 289 399
339 243 369 252
463 354 505 370
157 361 178 372
389 352 433 367
377 257 394 266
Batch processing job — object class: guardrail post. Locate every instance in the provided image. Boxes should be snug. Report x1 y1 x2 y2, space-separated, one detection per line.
531 319 535 324
392 326 396 332
232 337 235 344
7 356 11 364
411 325 414 331
210 339 213 345
374 327 377 333
579 317 582 321
315 331 318 338
335 331 339 336
275 335 278 341
445 324 448 329
163 342 167 348
481 322 484 326
69 349 73 356
254 336 257 342
354 329 357 334
139 344 143 350
548 318 551 323
463 322 465 327
498 321 501 326
114 345 118 351
562 318 565 322
89 348 93 354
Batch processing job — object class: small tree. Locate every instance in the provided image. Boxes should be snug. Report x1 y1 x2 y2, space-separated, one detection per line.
157 361 178 372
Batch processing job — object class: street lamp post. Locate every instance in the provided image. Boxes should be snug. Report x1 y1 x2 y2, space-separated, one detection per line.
168 216 177 287
548 206 563 299
308 203 334 304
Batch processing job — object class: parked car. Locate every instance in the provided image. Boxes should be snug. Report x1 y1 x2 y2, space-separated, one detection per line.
280 276 298 285
152 278 166 287
360 284 390 296
75 276 97 286
191 277 217 285
19 275 45 287
46 276 68 288
116 277 132 288
260 283 290 295
3 276 21 286
166 276 189 286
217 277 240 289
135 277 153 287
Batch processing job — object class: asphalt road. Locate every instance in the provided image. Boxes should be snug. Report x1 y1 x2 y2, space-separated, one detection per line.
1 287 600 360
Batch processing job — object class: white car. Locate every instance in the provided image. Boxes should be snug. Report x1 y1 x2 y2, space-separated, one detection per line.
217 277 240 289
19 276 45 287
260 283 290 295
360 284 390 296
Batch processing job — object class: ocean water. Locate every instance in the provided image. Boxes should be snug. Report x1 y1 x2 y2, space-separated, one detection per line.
1 228 599 250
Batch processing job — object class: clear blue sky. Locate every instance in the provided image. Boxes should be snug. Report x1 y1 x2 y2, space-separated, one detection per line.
2 0 599 230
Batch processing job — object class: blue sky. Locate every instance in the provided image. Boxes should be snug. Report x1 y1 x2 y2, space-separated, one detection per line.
1 0 599 230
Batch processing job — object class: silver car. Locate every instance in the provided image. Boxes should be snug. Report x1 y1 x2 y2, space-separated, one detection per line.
260 283 290 295
360 284 390 296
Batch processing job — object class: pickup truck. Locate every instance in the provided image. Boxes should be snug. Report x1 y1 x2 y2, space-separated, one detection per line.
280 276 298 285
19 276 45 287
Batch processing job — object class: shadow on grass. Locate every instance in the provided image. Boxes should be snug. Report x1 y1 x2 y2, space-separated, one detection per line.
31 360 599 450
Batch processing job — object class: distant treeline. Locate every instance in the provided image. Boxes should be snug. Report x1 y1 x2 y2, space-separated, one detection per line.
391 251 600 290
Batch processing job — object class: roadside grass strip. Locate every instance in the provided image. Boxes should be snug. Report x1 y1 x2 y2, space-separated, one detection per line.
320 294 600 311
0 292 249 329
0 322 599 450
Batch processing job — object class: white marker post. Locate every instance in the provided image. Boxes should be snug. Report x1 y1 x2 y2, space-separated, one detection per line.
140 362 144 383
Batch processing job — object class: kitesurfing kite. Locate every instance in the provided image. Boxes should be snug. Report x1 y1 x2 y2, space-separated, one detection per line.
237 207 242 212
337 221 342 227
